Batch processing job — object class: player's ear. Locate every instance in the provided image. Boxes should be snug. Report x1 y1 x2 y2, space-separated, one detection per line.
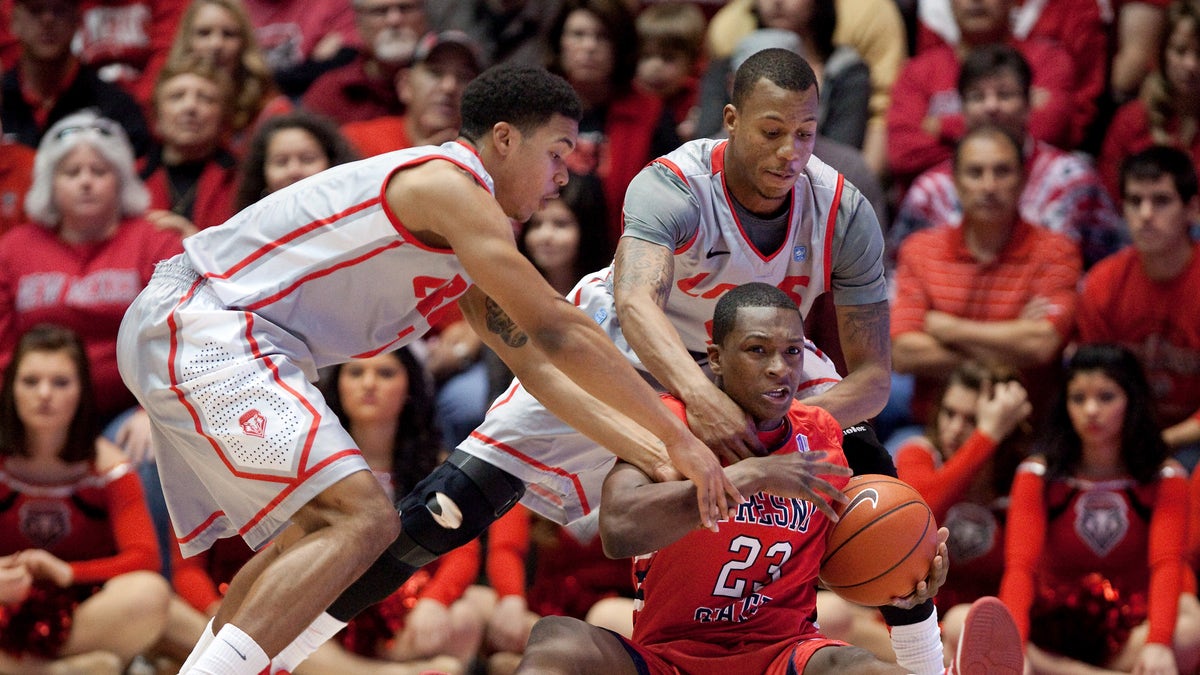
491 121 516 156
707 343 723 377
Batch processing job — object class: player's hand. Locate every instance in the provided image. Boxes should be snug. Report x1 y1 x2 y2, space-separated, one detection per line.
755 451 851 521
115 408 155 465
1132 642 1176 675
887 526 949 609
665 430 743 530
388 598 452 659
683 386 764 464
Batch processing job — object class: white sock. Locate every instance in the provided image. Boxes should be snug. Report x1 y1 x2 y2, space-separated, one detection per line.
271 612 347 673
179 618 217 673
888 608 945 675
186 623 269 675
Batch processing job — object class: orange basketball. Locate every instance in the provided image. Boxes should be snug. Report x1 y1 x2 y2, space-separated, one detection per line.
819 474 938 607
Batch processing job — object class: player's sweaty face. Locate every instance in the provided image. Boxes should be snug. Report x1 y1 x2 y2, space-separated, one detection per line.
726 81 818 213
711 306 805 427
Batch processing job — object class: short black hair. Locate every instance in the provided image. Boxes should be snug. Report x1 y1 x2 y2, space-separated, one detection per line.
1119 144 1199 202
952 123 1024 174
712 283 800 346
459 64 583 142
730 48 818 108
957 44 1032 101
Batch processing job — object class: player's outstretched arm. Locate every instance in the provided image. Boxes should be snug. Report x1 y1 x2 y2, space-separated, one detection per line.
390 164 739 527
457 292 681 485
600 451 850 559
613 236 762 464
801 300 892 425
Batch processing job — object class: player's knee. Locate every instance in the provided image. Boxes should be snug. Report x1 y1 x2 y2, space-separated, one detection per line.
388 450 525 568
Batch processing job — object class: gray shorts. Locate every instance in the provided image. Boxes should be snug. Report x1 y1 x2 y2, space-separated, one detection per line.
117 255 369 556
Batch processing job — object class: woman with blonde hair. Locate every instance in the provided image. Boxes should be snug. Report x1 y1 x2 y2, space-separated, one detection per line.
165 0 292 148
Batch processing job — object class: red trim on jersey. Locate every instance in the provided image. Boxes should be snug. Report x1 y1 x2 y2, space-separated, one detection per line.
798 377 840 391
179 510 227 546
207 198 380 280
716 143 796 264
824 174 843 290
237 448 362 538
467 430 592 514
654 158 688 186
243 240 404 311
486 381 522 414
710 141 727 174
351 325 417 359
381 154 494 245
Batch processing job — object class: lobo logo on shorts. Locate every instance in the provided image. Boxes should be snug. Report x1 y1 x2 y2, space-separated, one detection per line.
239 409 267 438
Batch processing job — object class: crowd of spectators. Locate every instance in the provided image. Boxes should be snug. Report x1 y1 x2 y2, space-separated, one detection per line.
0 0 1198 672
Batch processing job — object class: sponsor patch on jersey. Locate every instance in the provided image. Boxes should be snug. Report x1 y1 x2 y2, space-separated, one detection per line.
794 432 811 453
793 246 808 262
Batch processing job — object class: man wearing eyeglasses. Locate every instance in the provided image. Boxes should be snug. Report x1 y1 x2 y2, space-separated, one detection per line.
301 0 428 125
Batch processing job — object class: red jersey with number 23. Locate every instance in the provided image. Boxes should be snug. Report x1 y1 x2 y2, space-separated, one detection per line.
630 396 850 673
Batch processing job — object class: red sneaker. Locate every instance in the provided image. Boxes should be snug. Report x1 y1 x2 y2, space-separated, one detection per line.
951 596 1023 674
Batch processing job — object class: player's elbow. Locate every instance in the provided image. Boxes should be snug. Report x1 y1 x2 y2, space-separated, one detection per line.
598 514 640 559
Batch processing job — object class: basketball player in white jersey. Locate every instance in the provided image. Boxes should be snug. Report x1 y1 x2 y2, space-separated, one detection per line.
291 48 948 675
116 65 738 675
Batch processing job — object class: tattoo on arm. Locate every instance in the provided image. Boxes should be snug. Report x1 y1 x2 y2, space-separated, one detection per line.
614 241 672 307
484 296 529 348
841 301 890 358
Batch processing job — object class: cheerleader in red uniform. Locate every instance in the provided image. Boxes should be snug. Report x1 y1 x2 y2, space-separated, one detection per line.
1000 344 1200 673
895 362 1032 655
0 324 168 672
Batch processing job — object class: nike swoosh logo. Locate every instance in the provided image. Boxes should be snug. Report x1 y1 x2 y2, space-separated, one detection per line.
706 248 730 259
220 638 247 660
841 488 879 518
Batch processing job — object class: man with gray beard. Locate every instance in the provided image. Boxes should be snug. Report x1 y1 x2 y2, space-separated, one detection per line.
301 0 428 124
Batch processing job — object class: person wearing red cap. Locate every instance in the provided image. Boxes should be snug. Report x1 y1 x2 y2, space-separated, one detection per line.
341 31 482 158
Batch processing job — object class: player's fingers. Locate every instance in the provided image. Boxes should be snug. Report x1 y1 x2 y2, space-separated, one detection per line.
696 483 715 531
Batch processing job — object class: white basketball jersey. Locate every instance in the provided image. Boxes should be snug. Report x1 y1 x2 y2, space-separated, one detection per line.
182 142 489 368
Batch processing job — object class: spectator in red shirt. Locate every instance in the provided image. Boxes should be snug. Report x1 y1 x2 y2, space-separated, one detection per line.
341 31 483 158
75 0 189 108
886 0 1079 187
1099 0 1200 203
301 0 428 125
163 0 293 153
139 58 238 232
0 0 153 157
0 110 184 439
547 0 680 252
915 0 1106 149
892 44 1124 269
1077 145 1200 467
890 124 1081 435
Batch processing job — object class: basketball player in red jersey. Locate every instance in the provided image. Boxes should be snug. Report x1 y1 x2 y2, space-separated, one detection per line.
516 283 1025 675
